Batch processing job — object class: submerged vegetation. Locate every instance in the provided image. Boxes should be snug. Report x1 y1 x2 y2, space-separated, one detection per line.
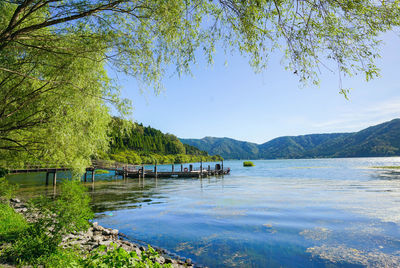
243 161 255 167
372 166 400 169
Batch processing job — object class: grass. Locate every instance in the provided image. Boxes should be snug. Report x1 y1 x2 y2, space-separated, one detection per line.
243 161 255 167
0 203 28 242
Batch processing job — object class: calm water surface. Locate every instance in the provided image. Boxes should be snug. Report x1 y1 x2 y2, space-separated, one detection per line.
8 158 400 267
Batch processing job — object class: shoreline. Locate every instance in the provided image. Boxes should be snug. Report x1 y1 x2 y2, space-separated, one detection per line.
6 198 197 268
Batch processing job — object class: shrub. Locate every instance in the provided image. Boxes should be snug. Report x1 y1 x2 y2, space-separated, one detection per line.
0 203 28 242
82 243 172 268
243 161 255 167
0 177 17 202
1 180 93 265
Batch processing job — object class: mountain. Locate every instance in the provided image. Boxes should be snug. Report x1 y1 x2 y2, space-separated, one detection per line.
180 119 400 159
180 136 259 159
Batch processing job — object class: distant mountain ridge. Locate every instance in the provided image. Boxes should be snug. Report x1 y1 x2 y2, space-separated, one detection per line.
180 119 400 159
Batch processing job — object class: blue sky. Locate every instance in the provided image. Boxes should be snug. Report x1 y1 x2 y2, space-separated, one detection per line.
111 32 400 144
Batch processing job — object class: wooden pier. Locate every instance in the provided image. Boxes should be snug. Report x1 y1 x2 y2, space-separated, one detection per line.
7 160 230 185
116 163 230 178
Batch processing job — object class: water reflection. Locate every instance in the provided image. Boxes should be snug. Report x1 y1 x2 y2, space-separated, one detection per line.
7 158 400 267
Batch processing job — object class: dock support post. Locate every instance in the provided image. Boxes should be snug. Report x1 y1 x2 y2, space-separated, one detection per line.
141 164 145 178
189 164 193 172
46 172 49 186
91 169 95 182
53 171 57 186
221 160 224 175
172 164 174 172
154 162 158 178
181 164 183 172
208 165 211 176
200 160 203 177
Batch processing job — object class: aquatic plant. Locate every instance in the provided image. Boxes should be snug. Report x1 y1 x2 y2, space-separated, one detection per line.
243 161 255 167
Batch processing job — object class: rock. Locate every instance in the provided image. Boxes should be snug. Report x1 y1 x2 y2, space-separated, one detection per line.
10 198 21 203
155 256 165 264
15 207 28 213
185 258 192 265
91 235 103 243
139 246 146 251
102 229 111 236
84 241 99 248
122 240 132 246
119 232 128 238
99 240 114 247
92 222 98 228
120 244 133 251
111 229 119 236
93 225 105 232
68 240 82 247
165 258 177 264
93 231 103 236
134 247 142 256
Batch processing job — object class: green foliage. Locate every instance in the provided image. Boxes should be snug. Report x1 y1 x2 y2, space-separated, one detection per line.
0 168 8 177
110 150 223 165
243 161 255 167
83 243 171 268
0 202 28 242
0 181 93 265
0 177 17 201
107 117 222 164
109 118 188 155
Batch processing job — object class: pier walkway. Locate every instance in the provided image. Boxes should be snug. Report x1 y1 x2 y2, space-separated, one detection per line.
7 160 230 185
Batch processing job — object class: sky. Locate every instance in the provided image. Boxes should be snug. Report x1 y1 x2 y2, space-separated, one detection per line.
110 32 400 144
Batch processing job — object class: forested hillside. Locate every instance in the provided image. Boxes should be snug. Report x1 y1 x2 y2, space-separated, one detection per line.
105 118 222 164
181 119 400 159
180 137 260 159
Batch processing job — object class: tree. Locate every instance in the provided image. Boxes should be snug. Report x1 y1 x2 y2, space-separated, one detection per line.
1 0 399 168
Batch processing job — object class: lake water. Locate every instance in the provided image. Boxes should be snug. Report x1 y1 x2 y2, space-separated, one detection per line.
7 158 400 267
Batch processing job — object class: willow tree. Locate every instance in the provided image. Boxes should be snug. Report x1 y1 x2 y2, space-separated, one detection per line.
1 0 399 169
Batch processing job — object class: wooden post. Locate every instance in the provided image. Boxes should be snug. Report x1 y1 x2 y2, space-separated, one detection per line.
208 165 211 175
91 169 95 182
53 171 57 186
141 164 145 178
123 166 126 180
221 160 224 174
154 162 158 178
200 160 203 177
189 164 193 172
172 164 174 172
181 164 183 172
46 172 49 186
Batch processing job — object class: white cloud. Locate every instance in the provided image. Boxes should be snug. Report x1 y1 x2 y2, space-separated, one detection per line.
311 98 400 132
